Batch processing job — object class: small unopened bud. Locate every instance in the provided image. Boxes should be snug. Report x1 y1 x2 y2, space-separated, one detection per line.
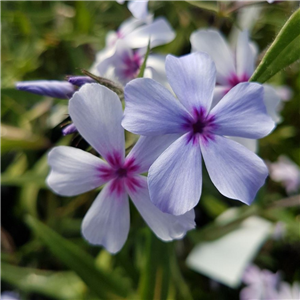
62 123 77 136
16 80 75 99
67 76 95 87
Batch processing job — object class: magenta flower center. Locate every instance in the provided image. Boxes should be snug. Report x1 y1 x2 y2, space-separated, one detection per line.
116 167 127 177
227 73 250 89
97 152 142 195
183 107 217 145
122 52 142 80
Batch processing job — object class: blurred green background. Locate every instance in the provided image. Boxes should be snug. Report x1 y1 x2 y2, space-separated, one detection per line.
1 1 300 299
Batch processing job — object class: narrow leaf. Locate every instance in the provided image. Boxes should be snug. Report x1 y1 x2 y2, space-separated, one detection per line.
26 215 130 299
1 263 85 300
137 39 151 78
250 8 300 83
186 1 219 13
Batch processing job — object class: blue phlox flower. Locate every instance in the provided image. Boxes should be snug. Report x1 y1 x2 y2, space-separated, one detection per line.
46 83 195 253
122 52 275 216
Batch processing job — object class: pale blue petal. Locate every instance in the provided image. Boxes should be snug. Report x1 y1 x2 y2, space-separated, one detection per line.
81 182 130 254
201 135 268 205
263 84 282 123
128 0 149 21
69 83 125 160
126 134 181 173
122 78 189 135
47 146 108 196
212 85 228 108
128 176 195 240
236 30 255 78
165 53 216 114
190 29 235 85
210 82 275 139
148 133 202 216
123 17 175 49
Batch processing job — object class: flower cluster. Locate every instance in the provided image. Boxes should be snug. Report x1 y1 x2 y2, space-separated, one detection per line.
16 4 285 254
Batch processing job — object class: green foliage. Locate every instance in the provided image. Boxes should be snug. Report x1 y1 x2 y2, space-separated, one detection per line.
1 263 86 300
137 39 151 78
26 215 130 299
251 8 300 83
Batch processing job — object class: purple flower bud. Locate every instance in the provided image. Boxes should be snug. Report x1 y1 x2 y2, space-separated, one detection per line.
68 76 95 87
16 80 75 99
62 123 77 136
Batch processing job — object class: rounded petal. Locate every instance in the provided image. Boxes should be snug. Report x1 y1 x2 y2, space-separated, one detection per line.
126 134 181 173
210 82 275 139
118 17 145 38
128 176 195 240
165 53 216 114
122 78 189 135
145 54 170 89
46 146 108 196
201 135 268 205
236 30 255 79
148 133 202 216
190 29 236 85
128 0 149 21
263 84 282 123
124 17 175 49
69 83 125 161
81 183 130 254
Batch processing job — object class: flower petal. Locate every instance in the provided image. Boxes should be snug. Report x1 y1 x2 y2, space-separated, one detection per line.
236 30 255 79
165 53 216 114
81 182 130 254
128 176 195 240
201 135 268 205
122 78 189 135
128 0 149 21
210 82 275 139
126 134 181 173
148 133 202 216
69 83 125 160
145 54 170 89
212 85 229 108
118 17 145 38
46 146 108 196
263 84 282 123
190 29 236 85
124 17 175 49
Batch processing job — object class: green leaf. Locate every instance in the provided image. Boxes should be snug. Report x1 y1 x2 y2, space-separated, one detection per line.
137 39 151 78
1 124 50 153
25 215 130 299
138 231 171 300
1 263 85 300
1 173 47 188
185 1 219 13
250 8 300 83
